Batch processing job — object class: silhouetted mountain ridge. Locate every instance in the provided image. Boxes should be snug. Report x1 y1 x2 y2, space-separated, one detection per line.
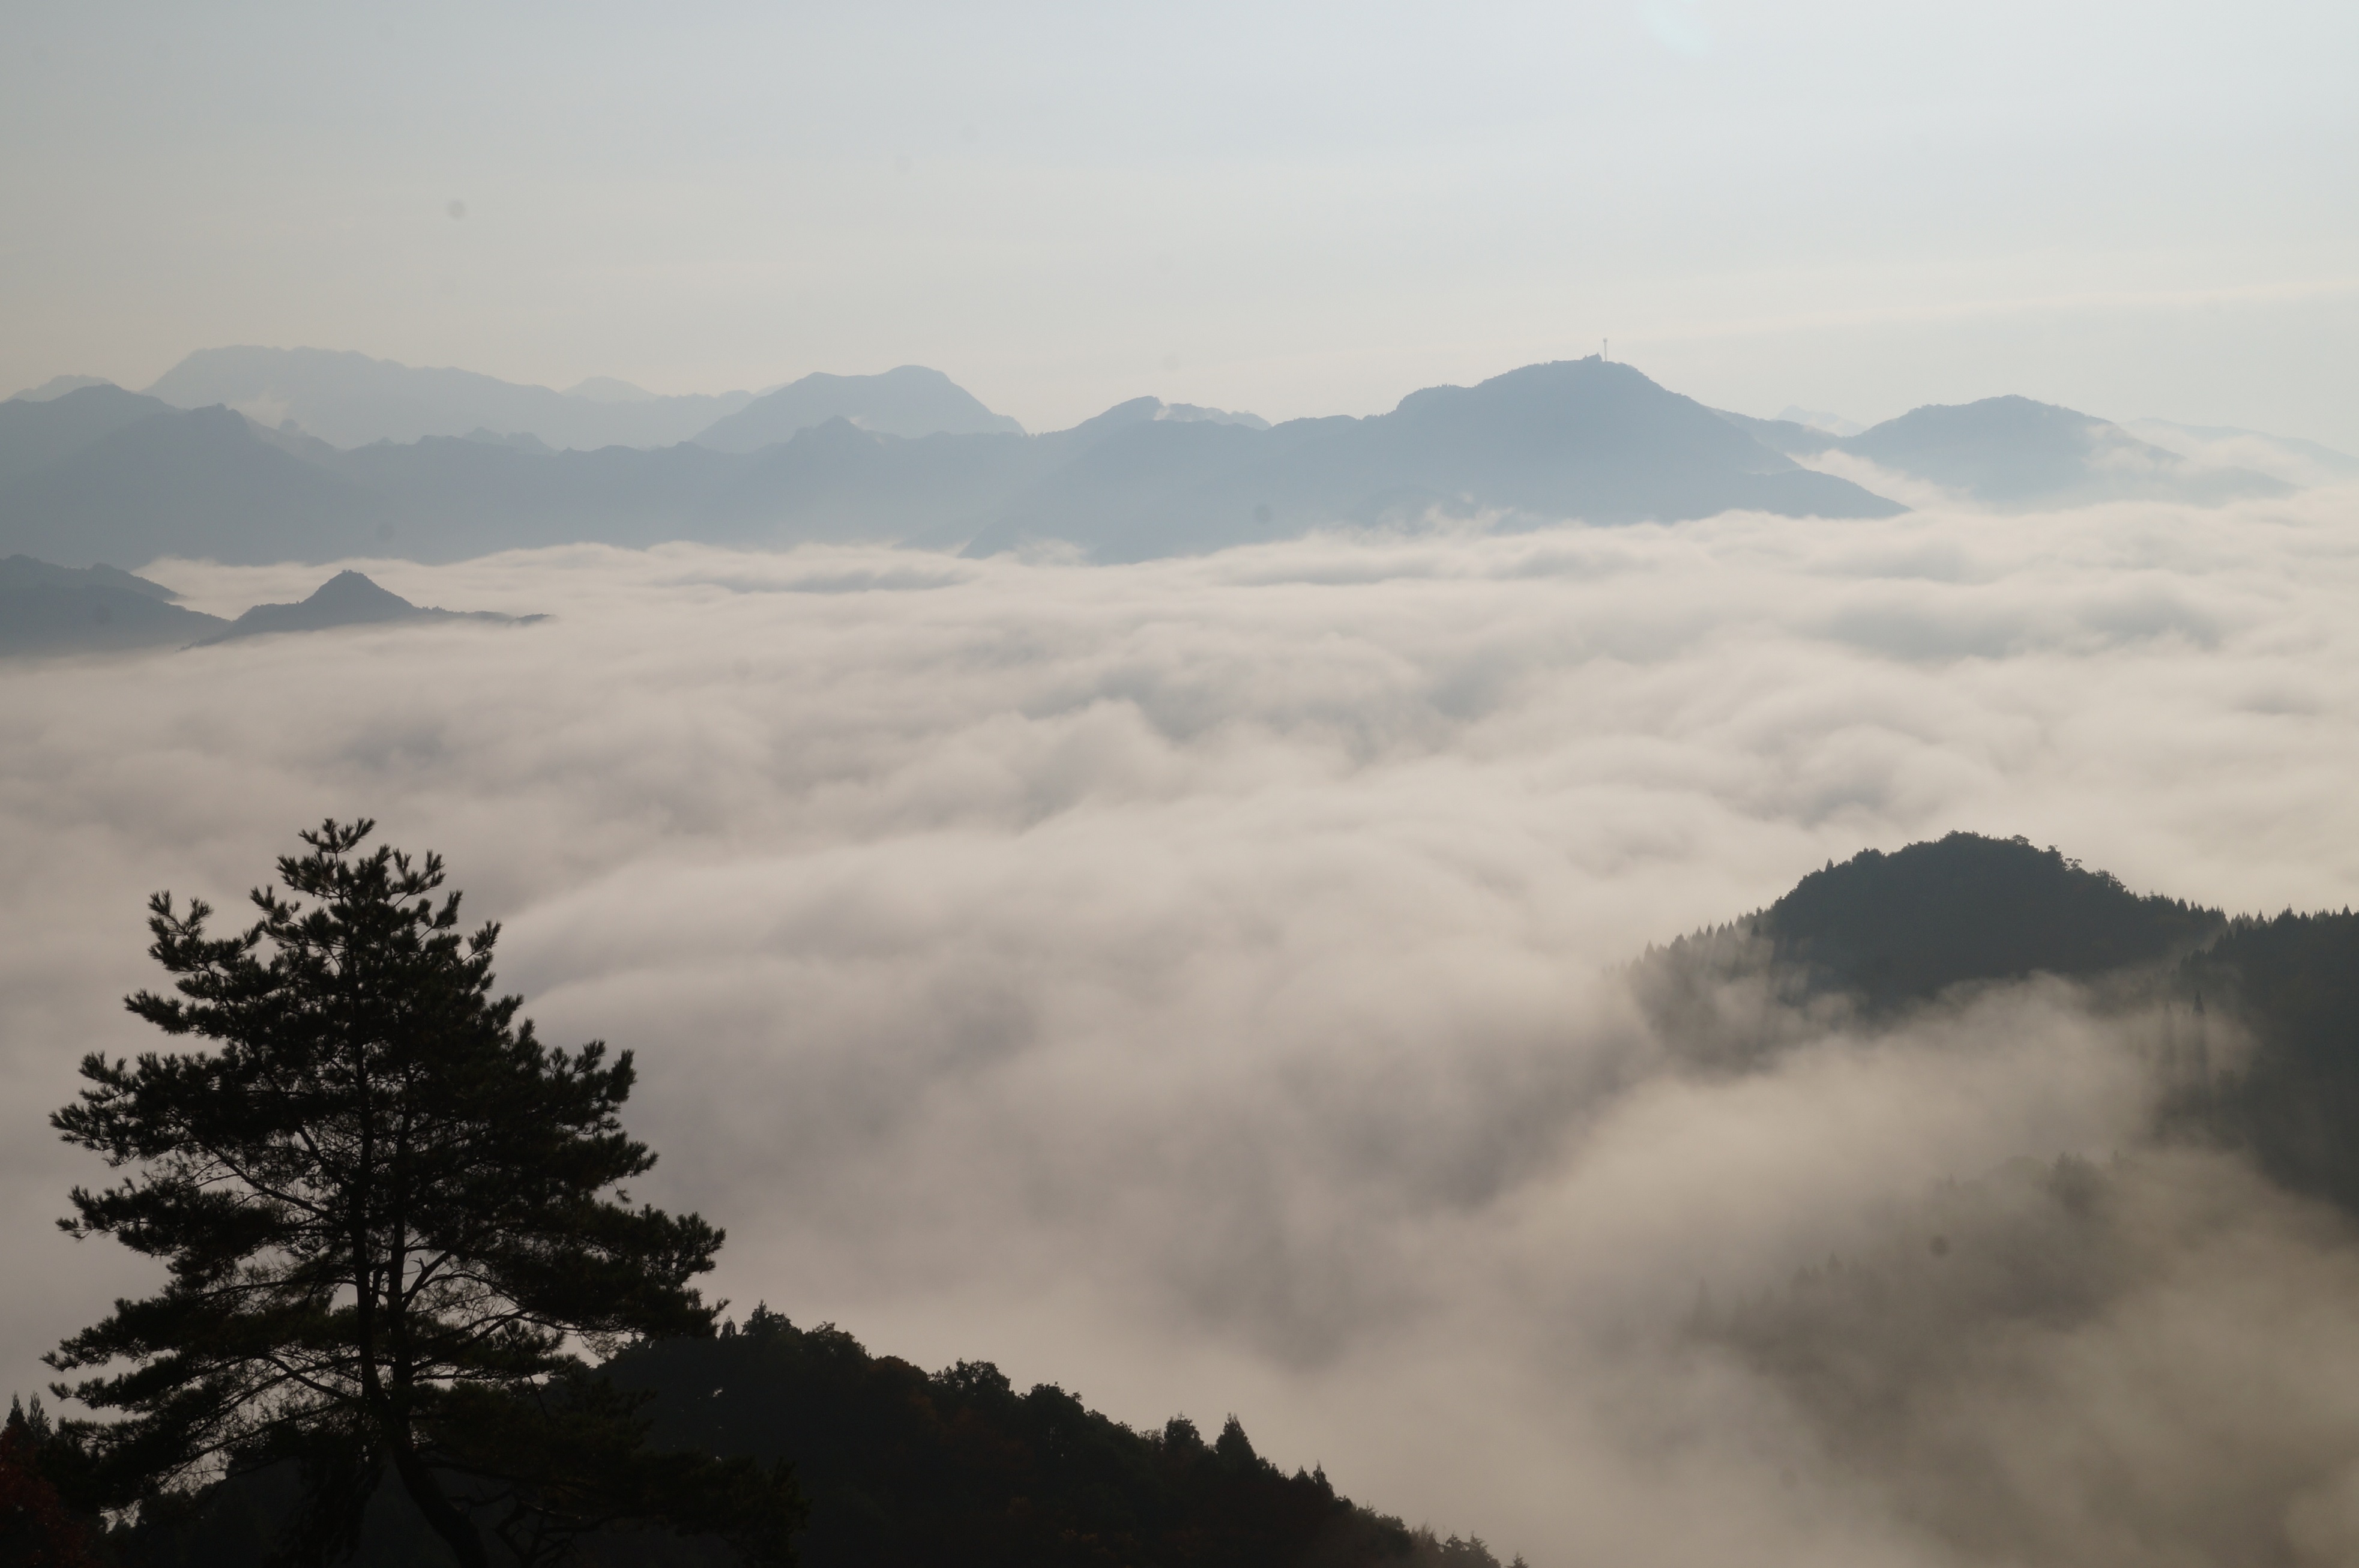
609 1312 1517 1568
966 357 1903 560
0 359 1905 567
0 384 181 487
1719 395 2290 507
144 346 762 451
91 1312 1517 1568
694 366 1025 451
1635 831 2359 1221
0 556 228 656
194 570 537 645
1757 832 2223 1004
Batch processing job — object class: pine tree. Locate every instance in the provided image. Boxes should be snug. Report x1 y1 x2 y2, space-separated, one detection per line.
2 1395 99 1567
46 819 802 1566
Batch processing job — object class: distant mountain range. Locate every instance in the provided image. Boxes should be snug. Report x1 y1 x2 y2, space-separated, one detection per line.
13 347 1034 453
193 569 537 646
1718 395 2291 508
2124 417 2359 490
0 559 532 658
693 364 1023 451
135 346 762 448
0 357 2336 571
0 359 1897 567
0 556 227 656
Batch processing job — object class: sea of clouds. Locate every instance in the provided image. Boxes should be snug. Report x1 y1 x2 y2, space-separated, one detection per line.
7 487 2359 1566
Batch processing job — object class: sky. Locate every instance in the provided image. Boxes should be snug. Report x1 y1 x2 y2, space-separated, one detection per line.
10 487 2359 1563
4 0 2356 443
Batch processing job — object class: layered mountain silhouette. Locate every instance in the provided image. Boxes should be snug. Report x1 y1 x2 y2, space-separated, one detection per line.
133 348 1034 453
2125 418 2359 489
964 361 1903 561
193 570 536 645
2 363 2325 570
1 556 535 655
1 397 386 567
0 383 184 487
1720 395 2291 507
0 555 227 656
142 346 762 450
0 361 1904 567
7 373 116 403
693 365 1025 450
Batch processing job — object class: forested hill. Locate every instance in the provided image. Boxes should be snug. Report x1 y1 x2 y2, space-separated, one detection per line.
82 1313 1517 1568
2182 908 2359 1211
1631 833 2225 1053
609 1311 1514 1568
1632 831 2359 1216
1753 831 2223 1007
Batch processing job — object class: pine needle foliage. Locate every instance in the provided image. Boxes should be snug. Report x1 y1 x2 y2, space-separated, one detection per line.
46 819 801 1567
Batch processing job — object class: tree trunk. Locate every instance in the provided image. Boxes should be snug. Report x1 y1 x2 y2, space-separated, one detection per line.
390 1444 492 1568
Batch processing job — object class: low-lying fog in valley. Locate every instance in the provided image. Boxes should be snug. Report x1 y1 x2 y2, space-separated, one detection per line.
10 486 2359 1566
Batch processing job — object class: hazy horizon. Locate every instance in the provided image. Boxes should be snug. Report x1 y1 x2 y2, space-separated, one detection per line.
5 2 2355 447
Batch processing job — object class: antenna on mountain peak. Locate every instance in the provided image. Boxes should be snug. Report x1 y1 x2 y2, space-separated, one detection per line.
1603 338 1609 362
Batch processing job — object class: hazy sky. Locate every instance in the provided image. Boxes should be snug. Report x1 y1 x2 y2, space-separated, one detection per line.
4 1 2355 442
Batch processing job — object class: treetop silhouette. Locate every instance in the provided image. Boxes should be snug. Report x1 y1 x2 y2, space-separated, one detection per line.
47 818 800 1566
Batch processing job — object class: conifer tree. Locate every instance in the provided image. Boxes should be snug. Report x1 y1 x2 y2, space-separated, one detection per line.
1 1395 99 1568
47 819 802 1566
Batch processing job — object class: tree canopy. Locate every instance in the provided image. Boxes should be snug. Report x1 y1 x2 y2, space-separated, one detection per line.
47 819 801 1567
607 1309 1517 1568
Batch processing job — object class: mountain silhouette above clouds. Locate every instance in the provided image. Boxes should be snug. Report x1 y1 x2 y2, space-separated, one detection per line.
192 570 538 645
963 358 1903 561
0 555 228 656
1632 830 2359 1219
140 346 762 450
1 555 538 656
693 365 1026 451
0 359 1903 566
1719 394 2292 507
0 358 2324 570
132 348 1034 453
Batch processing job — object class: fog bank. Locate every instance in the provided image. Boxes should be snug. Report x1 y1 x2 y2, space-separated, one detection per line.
7 488 2359 1562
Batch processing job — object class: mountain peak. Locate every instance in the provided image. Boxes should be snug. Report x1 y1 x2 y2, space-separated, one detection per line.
192 570 532 645
306 570 418 615
9 374 118 403
564 376 658 404
693 367 1023 452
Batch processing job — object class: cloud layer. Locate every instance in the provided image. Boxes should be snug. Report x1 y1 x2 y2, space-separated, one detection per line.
6 487 2359 1563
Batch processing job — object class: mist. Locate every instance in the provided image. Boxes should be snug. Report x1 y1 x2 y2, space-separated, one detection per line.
8 487 2359 1563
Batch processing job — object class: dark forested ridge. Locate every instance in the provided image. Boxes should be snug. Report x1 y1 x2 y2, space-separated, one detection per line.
1634 831 2359 1217
2183 909 2359 1211
1756 831 2222 1006
29 1314 1516 1568
1636 832 2224 1018
607 1311 1513 1568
